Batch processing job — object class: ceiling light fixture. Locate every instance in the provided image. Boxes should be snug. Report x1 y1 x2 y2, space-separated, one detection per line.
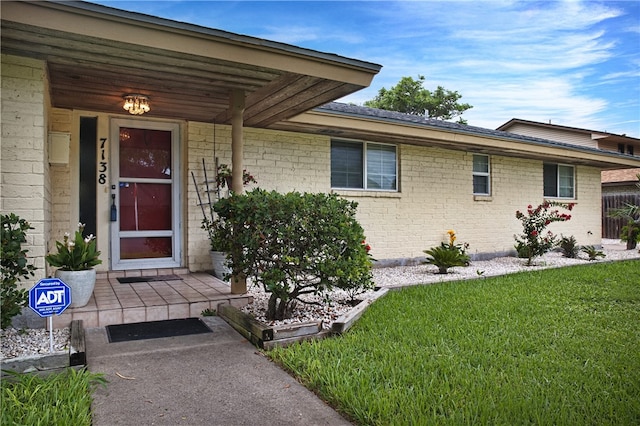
123 94 150 115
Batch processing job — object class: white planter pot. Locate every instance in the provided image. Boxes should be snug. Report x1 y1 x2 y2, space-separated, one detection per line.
210 251 231 281
55 269 96 308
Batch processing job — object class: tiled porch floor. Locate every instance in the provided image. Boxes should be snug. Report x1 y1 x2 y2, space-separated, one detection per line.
51 268 252 329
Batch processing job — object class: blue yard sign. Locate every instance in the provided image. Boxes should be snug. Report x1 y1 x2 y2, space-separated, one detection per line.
29 278 71 318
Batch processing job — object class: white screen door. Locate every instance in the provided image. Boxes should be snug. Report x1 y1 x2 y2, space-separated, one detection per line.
110 119 181 270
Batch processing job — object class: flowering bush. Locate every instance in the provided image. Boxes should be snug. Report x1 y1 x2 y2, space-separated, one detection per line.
514 201 574 266
45 223 102 271
423 230 470 274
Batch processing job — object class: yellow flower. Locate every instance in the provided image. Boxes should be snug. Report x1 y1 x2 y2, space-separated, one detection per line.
447 230 456 246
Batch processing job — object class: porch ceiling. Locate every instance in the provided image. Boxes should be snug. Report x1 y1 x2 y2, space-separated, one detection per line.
1 1 380 126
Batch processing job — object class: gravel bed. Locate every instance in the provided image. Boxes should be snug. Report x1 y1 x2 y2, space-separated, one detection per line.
3 241 637 358
373 241 640 288
1 327 70 360
243 241 639 330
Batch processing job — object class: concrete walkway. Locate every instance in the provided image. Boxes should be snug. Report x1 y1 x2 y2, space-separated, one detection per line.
87 317 352 425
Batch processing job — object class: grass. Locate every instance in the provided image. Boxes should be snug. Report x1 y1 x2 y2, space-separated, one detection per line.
1 368 106 425
269 260 640 425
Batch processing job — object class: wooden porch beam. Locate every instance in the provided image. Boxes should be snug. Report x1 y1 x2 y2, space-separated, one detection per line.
230 89 247 295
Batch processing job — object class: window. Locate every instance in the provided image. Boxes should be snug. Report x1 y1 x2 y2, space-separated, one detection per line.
331 140 397 190
618 143 634 155
543 163 574 198
472 154 490 195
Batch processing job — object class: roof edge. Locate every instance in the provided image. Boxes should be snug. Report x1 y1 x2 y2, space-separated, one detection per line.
497 118 640 142
13 1 383 74
311 103 640 166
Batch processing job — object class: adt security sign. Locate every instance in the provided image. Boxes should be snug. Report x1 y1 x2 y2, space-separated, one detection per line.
29 278 71 317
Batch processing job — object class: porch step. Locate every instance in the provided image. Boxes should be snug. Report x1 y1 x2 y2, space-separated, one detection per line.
51 271 252 329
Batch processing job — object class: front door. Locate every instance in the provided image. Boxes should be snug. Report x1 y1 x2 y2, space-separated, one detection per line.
110 119 181 270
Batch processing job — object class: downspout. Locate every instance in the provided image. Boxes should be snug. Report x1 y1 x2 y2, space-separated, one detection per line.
230 89 247 294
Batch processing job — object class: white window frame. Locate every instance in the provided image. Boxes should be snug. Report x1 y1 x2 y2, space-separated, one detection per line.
543 163 575 199
472 154 491 195
331 139 398 191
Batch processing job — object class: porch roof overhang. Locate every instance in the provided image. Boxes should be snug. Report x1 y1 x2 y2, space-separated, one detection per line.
272 103 640 170
0 1 381 126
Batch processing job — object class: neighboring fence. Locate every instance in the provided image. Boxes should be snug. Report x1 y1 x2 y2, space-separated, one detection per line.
602 193 640 239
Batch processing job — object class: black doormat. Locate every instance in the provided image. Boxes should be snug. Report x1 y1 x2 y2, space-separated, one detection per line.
106 318 212 343
117 274 183 284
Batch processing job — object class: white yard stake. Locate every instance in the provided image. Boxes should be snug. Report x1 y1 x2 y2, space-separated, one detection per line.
49 316 54 353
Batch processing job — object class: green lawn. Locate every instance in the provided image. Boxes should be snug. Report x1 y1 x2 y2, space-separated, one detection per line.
1 368 105 425
269 260 640 425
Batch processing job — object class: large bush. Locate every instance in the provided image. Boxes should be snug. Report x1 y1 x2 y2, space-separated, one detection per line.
1 214 36 329
212 189 374 320
514 201 574 266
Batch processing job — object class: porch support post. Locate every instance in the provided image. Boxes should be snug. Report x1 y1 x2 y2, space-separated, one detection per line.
230 89 245 195
230 89 247 294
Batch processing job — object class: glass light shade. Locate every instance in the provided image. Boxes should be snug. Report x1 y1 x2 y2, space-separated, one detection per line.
123 95 150 115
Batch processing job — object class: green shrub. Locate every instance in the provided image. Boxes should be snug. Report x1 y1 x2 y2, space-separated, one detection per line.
423 245 470 274
423 230 470 274
1 214 36 329
212 189 374 320
608 198 640 250
581 245 606 261
558 234 579 258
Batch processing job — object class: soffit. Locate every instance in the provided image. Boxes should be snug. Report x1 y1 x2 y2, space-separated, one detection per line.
273 110 640 170
1 1 380 126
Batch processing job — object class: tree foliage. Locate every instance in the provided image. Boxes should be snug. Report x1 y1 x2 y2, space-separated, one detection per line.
364 75 472 123
211 189 374 320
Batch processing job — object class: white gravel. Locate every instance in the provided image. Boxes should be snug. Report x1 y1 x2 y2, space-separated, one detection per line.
243 240 639 330
1 327 70 360
372 240 640 288
3 241 637 359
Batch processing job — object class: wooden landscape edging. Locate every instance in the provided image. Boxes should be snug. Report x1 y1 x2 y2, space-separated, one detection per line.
217 287 389 350
1 320 86 378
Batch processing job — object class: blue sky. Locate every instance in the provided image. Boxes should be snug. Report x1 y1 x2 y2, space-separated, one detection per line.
92 1 639 138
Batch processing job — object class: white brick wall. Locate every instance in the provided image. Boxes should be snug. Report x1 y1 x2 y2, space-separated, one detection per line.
186 123 604 269
3 70 603 275
1 54 50 282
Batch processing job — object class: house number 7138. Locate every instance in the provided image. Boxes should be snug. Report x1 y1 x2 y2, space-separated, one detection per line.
98 138 107 185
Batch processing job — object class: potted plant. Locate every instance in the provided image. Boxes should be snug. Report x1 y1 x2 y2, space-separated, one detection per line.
45 223 102 307
214 163 257 191
191 160 257 280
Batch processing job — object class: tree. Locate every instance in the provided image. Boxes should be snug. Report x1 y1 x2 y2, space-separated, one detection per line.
364 75 472 124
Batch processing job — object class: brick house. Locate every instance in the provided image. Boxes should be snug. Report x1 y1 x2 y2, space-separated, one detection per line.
3 1 639 293
497 119 640 238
